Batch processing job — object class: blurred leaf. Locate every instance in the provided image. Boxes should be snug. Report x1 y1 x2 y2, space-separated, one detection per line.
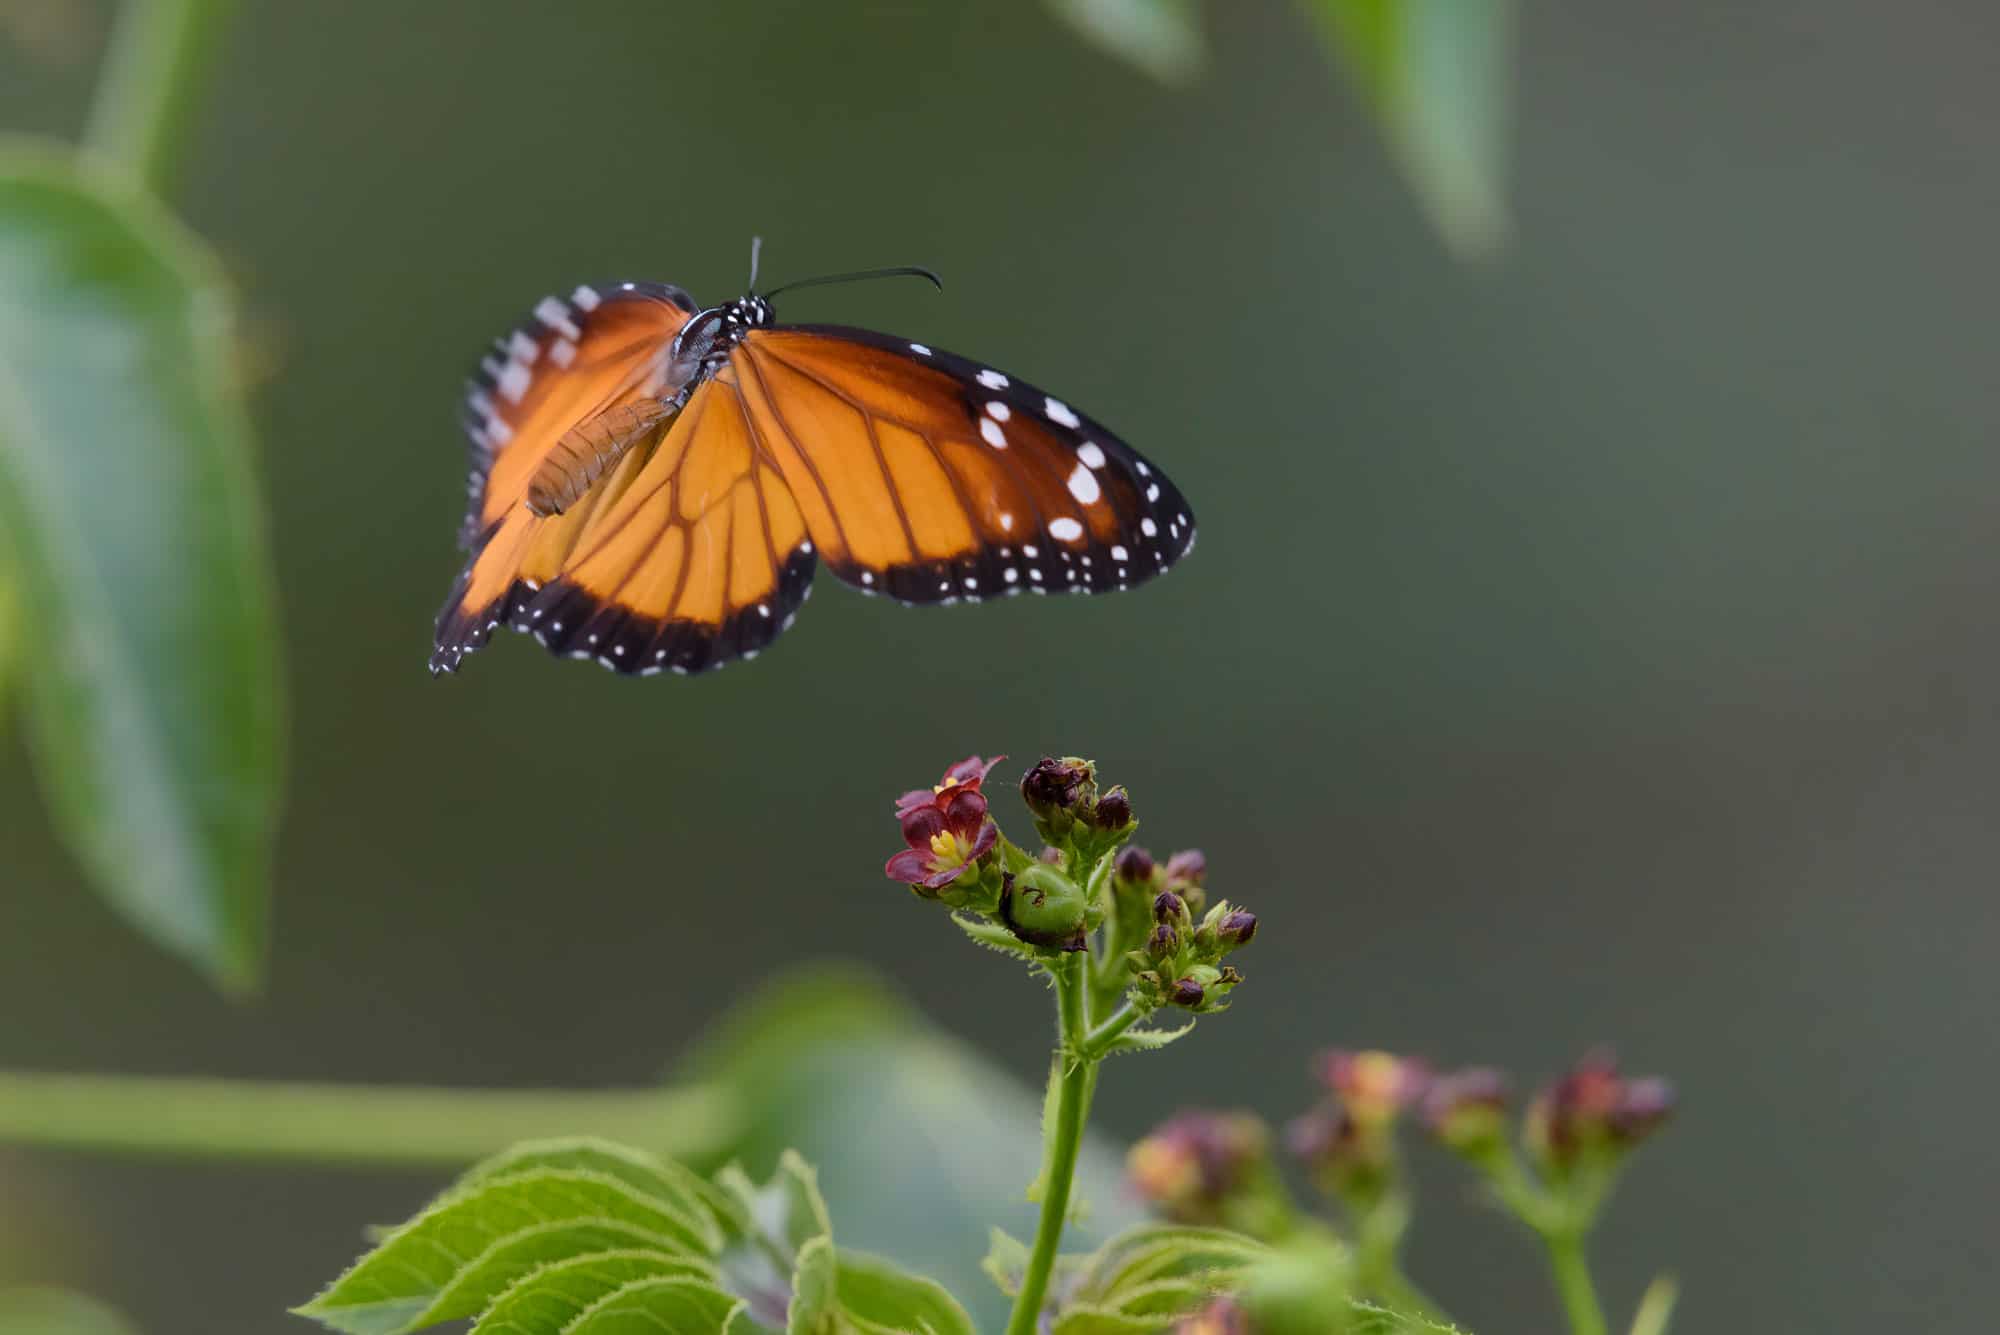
0 569 16 734
834 1251 977 1335
296 1159 723 1333
1047 0 1206 85
1302 0 1513 259
1626 1273 1679 1335
1348 1300 1467 1333
0 1288 139 1335
685 964 1144 1333
1048 1223 1269 1332
0 145 282 991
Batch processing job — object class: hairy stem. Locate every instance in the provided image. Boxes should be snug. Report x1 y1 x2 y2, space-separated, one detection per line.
86 0 239 194
0 1071 737 1167
1006 955 1093 1335
1544 1228 1609 1335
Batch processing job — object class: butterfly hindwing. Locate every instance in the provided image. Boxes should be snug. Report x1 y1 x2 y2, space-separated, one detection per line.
728 325 1195 604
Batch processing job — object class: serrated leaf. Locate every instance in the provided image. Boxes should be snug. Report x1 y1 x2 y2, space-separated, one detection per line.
470 1250 715 1335
423 1225 717 1333
981 1228 1029 1298
1302 0 1512 260
465 1138 724 1251
833 1251 976 1335
296 1168 719 1334
684 967 1142 1332
0 1288 139 1335
1075 1224 1268 1303
561 1276 748 1334
1048 1306 1160 1335
1349 1299 1466 1333
1047 0 1205 85
950 912 1043 962
1103 1020 1197 1057
0 147 282 991
786 1234 835 1335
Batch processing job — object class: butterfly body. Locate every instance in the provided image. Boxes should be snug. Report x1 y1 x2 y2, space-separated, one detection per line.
434 274 1195 678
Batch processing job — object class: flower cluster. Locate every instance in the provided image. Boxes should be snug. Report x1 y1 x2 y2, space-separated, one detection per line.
883 752 1262 1030
1126 1045 1678 1332
1126 1111 1272 1227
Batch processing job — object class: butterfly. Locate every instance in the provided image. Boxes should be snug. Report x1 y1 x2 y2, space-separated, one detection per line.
432 248 1197 677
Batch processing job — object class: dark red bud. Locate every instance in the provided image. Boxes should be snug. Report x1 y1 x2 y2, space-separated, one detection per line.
1021 756 1090 813
1153 890 1185 922
1148 923 1180 959
1094 786 1133 829
1163 849 1207 887
1115 844 1156 883
1172 977 1205 1008
1218 910 1257 947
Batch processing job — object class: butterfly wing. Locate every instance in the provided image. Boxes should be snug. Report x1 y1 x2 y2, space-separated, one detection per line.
725 325 1195 604
436 376 816 676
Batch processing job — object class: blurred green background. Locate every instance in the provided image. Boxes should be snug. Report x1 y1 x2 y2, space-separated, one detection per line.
2 0 1995 1330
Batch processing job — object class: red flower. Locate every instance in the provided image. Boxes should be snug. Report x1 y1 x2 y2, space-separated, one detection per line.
886 756 1004 892
894 754 1003 817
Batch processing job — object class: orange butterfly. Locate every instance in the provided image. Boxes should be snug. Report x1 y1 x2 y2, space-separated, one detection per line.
433 255 1196 677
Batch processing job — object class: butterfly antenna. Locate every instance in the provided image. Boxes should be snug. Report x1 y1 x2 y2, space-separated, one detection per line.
746 236 765 292
761 264 943 300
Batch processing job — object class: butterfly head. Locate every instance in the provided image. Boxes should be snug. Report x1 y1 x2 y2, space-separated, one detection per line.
668 295 775 383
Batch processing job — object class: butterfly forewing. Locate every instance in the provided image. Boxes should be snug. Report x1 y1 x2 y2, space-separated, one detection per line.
731 325 1195 604
433 282 1197 679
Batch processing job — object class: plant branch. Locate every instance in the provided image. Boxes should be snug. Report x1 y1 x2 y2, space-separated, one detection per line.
86 0 239 194
1006 955 1093 1335
0 1070 738 1167
1544 1227 1609 1335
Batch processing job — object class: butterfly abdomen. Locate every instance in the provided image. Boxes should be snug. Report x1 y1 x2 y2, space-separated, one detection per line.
526 398 675 517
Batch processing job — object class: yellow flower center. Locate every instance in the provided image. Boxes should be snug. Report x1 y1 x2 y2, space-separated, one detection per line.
928 828 974 868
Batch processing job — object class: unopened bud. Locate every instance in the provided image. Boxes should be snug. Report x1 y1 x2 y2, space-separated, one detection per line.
1217 910 1258 950
1420 1067 1510 1154
1153 889 1186 923
1172 976 1206 1008
1525 1050 1676 1170
1001 864 1089 950
1163 849 1207 888
1115 844 1156 884
1147 923 1180 961
1094 786 1134 829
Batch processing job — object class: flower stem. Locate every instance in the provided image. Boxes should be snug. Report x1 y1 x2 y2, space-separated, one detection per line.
1006 955 1093 1335
1544 1228 1609 1335
1078 1000 1143 1058
0 1070 737 1167
85 0 238 194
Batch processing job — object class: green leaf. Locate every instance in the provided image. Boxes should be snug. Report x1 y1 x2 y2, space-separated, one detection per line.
951 911 1044 963
0 1289 140 1335
1046 0 1206 86
1348 1299 1467 1333
469 1251 719 1335
1103 1019 1197 1056
683 966 1143 1333
562 1277 750 1334
787 1234 836 1335
1073 1224 1269 1304
0 146 282 991
981 1228 1030 1298
1302 0 1513 259
834 1251 977 1335
463 1136 725 1248
296 1167 721 1334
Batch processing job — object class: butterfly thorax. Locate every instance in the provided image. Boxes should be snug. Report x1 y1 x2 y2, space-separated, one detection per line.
668 295 774 387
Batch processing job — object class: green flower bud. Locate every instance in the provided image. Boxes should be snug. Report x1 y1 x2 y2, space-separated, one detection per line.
1001 863 1089 950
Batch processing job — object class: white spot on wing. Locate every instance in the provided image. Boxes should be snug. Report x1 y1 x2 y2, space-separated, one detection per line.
976 369 1009 390
1046 397 1080 428
986 401 1011 421
534 296 582 340
1141 518 1158 537
571 285 602 311
1111 544 1129 561
999 511 1014 531
1067 465 1101 505
980 418 1007 448
909 342 932 356
549 339 578 368
498 361 531 403
1049 517 1085 543
1076 441 1106 470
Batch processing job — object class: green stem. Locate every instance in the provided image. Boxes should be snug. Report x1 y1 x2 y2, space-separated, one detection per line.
1078 1000 1143 1058
0 1070 737 1167
1006 956 1093 1335
85 0 238 194
1544 1229 1608 1335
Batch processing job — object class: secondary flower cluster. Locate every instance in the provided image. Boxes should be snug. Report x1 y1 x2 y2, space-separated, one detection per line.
1131 1048 1678 1331
884 753 1261 1020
